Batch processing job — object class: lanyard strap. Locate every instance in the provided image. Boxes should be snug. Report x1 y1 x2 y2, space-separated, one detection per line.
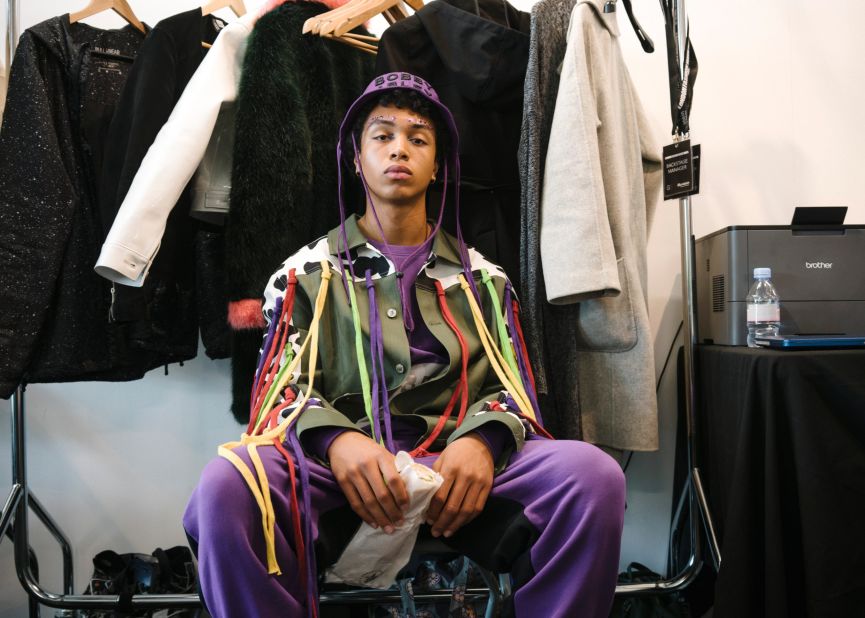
217 261 333 589
263 261 332 438
660 0 697 135
216 445 280 573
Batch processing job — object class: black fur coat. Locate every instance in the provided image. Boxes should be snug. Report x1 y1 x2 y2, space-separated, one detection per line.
225 1 375 422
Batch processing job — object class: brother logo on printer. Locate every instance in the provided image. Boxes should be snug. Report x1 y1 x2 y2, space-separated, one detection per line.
805 261 833 269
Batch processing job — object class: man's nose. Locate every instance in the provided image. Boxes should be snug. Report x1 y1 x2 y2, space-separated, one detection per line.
389 136 409 160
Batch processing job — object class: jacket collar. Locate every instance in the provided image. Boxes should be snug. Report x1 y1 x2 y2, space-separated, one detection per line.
579 0 620 38
327 214 464 266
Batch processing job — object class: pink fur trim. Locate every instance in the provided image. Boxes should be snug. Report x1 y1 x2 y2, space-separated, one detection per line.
261 0 350 15
228 299 266 330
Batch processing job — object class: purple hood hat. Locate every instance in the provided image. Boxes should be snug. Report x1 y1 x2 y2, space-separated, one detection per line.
334 72 478 303
337 72 460 170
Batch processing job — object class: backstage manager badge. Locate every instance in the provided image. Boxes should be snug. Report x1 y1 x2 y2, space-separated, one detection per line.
663 139 700 200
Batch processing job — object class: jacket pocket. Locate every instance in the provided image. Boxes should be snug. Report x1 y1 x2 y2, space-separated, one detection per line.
574 256 638 352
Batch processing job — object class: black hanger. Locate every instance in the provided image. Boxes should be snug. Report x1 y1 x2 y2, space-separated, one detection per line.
604 0 654 53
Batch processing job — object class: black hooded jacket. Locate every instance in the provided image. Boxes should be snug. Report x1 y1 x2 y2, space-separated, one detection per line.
376 0 531 288
0 16 156 398
99 9 230 362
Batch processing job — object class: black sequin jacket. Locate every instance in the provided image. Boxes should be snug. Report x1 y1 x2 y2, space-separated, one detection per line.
0 15 166 397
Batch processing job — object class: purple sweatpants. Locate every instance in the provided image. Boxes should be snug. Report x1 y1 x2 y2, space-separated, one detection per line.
183 435 625 617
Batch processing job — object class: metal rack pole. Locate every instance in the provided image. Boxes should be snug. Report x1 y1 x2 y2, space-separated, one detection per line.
673 0 722 573
9 383 201 611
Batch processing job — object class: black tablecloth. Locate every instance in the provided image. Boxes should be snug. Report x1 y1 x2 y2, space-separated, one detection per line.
696 345 865 618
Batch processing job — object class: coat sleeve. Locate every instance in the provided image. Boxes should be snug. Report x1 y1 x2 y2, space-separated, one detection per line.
94 15 254 287
98 26 178 234
539 6 621 305
0 34 77 398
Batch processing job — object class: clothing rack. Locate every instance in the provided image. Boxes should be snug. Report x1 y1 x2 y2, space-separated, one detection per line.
1 0 717 614
670 0 723 577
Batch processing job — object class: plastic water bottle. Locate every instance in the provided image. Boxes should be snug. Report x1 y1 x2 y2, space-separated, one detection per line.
746 267 781 347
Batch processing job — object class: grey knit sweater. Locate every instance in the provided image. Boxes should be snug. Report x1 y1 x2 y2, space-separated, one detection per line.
518 0 580 440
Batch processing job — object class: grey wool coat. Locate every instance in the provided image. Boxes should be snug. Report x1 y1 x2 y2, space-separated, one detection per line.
534 0 662 450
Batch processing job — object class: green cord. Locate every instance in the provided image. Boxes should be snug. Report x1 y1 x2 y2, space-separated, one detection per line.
254 344 295 432
346 275 377 438
481 269 521 383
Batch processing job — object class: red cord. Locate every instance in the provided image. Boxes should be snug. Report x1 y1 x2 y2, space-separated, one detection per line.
272 439 308 602
249 296 289 431
409 282 470 457
511 300 537 393
261 388 297 433
248 270 297 435
251 271 297 429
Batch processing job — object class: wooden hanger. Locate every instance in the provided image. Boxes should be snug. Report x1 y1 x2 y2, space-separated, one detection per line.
325 0 422 36
201 0 248 18
302 0 423 53
70 0 146 33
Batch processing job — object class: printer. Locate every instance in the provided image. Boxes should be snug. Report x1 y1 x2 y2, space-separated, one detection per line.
694 209 865 345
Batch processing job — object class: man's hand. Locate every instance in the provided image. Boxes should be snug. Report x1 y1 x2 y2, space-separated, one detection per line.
426 433 494 538
328 431 409 533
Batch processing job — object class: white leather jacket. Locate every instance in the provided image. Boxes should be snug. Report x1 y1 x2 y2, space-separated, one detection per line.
94 11 257 287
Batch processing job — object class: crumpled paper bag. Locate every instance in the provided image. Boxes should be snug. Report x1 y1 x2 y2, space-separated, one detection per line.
325 451 444 589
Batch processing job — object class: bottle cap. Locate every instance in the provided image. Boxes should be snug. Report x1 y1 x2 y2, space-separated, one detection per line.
753 267 772 278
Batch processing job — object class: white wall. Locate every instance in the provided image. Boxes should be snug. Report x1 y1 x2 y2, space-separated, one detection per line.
2 1 865 615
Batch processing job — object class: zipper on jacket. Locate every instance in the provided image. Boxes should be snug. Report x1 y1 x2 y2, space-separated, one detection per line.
108 283 116 323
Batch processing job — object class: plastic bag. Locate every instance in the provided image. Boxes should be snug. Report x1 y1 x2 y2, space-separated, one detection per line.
326 451 444 589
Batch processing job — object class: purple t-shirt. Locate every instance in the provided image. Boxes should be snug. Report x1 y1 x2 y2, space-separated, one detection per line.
369 237 448 366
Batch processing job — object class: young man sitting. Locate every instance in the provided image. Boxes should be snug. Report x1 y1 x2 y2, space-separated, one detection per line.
184 72 626 618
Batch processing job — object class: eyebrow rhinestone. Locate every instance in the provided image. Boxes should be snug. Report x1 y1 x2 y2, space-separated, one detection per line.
367 115 397 127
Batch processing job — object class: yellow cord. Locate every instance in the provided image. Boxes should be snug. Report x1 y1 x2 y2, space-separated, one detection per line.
216 445 281 574
217 260 333 575
458 274 536 421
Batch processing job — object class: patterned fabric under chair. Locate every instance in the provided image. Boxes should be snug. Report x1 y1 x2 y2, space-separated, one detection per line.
320 534 511 617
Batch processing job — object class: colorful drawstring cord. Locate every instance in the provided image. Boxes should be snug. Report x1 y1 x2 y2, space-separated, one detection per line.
350 134 449 332
409 280 470 457
251 294 282 413
345 272 377 440
366 271 396 452
457 272 535 421
217 261 332 618
481 270 520 379
249 270 298 434
504 282 542 425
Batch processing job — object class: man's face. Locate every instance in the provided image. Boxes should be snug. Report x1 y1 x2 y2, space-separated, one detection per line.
356 104 438 207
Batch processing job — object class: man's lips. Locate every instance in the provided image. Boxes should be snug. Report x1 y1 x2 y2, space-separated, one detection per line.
384 165 412 177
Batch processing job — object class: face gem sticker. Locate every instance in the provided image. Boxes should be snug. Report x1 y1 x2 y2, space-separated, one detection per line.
407 117 432 129
366 115 396 129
